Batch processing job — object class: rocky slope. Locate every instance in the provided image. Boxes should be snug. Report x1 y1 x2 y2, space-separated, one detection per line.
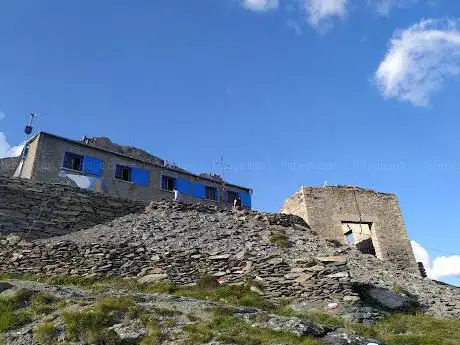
1 278 369 345
1 200 459 322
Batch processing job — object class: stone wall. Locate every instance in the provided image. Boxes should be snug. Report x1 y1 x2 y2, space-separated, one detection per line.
0 200 458 319
0 176 147 239
0 200 358 305
281 186 418 272
0 157 20 177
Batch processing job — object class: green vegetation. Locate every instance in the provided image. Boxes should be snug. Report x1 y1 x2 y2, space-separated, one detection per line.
1 275 459 345
276 306 460 345
152 307 182 317
269 229 290 248
62 297 138 344
30 292 60 316
0 289 34 332
0 274 273 309
367 313 460 345
178 276 274 310
33 322 57 345
275 306 346 328
139 315 163 345
183 312 320 345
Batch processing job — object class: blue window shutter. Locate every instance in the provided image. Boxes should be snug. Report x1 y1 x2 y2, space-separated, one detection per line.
83 156 104 177
215 189 219 202
176 178 190 194
131 168 150 186
240 192 252 208
191 183 205 199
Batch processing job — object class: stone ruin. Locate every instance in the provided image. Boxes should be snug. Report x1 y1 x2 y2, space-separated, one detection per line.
281 186 419 272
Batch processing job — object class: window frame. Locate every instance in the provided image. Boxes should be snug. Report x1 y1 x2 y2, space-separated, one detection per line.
225 190 238 204
62 152 84 172
205 186 218 201
160 175 176 192
115 164 133 183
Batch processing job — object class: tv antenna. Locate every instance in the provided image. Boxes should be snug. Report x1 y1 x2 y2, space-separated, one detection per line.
16 112 44 177
215 156 230 181
24 112 43 136
214 156 231 207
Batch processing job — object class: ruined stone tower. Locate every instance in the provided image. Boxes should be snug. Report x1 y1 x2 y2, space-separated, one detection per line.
281 186 418 271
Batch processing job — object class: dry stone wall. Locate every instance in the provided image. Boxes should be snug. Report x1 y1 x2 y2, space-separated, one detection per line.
0 176 147 239
0 200 459 320
0 201 359 306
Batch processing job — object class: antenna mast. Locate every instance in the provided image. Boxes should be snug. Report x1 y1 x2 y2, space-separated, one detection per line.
24 113 37 135
215 156 230 208
15 113 42 177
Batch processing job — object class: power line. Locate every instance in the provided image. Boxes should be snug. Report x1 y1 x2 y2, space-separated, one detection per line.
419 246 460 257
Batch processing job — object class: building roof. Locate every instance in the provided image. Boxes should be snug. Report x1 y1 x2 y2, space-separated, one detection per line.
27 132 251 192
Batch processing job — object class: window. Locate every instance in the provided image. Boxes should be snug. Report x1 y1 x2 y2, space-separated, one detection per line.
161 175 176 191
225 191 238 204
341 221 376 256
63 152 83 171
205 186 217 201
115 165 132 182
345 231 355 244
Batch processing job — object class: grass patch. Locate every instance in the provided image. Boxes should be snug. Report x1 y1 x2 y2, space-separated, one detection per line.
276 306 346 328
269 230 290 248
152 307 182 317
368 314 460 345
0 274 274 311
0 289 34 332
182 323 214 344
30 292 60 316
33 322 57 345
62 297 138 344
196 274 220 289
139 315 164 345
183 314 320 345
277 306 460 345
179 282 274 310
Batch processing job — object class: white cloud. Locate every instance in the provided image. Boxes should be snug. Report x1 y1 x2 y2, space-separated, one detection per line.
304 0 348 28
0 132 24 158
0 112 5 120
241 0 279 11
372 0 418 16
432 255 460 278
411 240 460 280
374 18 460 107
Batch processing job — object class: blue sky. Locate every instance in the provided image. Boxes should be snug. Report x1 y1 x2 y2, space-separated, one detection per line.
0 0 459 285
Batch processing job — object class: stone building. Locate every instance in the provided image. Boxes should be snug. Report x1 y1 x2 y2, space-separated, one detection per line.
280 186 418 271
10 132 252 207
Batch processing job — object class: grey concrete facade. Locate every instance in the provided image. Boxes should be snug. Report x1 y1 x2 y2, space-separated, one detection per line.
280 186 418 271
15 132 251 207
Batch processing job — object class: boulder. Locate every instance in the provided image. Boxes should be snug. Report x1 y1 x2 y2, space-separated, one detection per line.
356 284 420 312
254 314 329 337
138 274 168 284
0 282 14 294
109 322 147 343
322 329 363 345
6 235 21 246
